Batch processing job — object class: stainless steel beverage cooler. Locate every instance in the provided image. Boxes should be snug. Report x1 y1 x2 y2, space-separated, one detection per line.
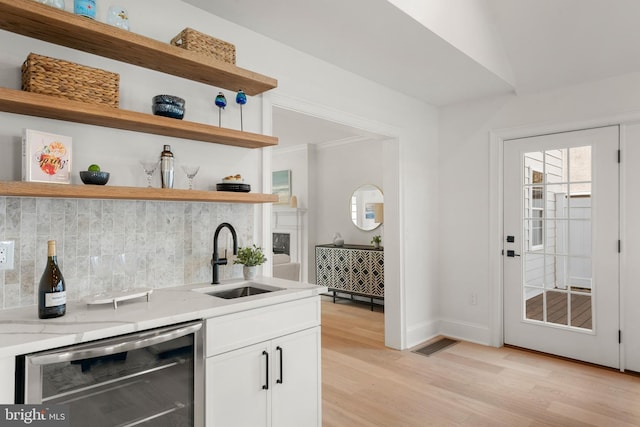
16 321 204 427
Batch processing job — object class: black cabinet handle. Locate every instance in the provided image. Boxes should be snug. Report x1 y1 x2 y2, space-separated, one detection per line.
276 346 283 384
262 350 269 390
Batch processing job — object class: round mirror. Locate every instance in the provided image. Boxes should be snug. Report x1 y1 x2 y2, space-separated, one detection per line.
350 184 383 231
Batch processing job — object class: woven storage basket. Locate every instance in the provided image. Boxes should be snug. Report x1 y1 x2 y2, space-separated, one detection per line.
21 53 120 108
170 28 236 64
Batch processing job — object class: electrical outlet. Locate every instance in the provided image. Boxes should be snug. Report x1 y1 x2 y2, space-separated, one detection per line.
470 293 478 305
0 240 15 270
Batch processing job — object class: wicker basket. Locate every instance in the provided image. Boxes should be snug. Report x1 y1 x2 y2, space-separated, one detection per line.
170 28 236 64
21 53 120 108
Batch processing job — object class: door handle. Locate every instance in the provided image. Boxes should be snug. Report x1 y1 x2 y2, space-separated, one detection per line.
26 321 202 365
276 346 283 384
262 350 269 390
506 250 520 257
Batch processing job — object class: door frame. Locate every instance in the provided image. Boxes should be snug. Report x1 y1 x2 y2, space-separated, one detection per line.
489 115 632 370
260 92 405 350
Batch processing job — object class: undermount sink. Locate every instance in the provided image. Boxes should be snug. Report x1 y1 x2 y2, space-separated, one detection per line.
199 283 283 299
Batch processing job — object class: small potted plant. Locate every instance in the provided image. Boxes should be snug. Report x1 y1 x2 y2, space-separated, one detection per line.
371 235 382 249
234 244 267 279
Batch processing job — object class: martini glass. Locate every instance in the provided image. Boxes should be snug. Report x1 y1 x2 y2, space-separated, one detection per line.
181 165 200 190
140 160 159 187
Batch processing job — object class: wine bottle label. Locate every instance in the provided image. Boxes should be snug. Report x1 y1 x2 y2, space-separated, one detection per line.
45 291 66 307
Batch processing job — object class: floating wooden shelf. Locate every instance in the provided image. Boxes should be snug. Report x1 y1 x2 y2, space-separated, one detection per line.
0 0 280 204
0 181 279 204
0 88 278 148
0 0 277 95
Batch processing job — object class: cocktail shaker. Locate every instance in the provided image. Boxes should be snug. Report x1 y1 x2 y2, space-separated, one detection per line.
160 145 174 188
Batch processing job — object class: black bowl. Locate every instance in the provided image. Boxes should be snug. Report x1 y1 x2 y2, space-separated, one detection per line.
80 171 110 185
152 103 185 119
152 94 185 108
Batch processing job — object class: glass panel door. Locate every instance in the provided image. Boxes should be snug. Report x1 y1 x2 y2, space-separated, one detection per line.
503 126 619 368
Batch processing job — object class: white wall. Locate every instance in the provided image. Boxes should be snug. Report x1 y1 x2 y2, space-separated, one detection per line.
315 139 384 246
0 0 440 350
272 146 309 209
439 71 640 368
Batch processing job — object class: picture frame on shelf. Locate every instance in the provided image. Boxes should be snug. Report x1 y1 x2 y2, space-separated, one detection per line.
272 169 291 204
22 129 72 184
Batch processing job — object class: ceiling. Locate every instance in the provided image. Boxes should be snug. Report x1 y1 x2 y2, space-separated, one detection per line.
184 0 640 144
272 107 384 149
487 0 640 95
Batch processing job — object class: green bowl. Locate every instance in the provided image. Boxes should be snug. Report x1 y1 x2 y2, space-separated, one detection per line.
79 171 110 185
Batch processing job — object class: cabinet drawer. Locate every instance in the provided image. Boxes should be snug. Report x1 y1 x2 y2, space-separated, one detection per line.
205 297 320 356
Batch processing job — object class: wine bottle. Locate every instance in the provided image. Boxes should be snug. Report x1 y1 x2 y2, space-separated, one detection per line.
38 240 66 319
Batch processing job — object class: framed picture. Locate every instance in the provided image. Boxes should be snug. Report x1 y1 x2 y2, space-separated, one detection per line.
272 170 291 204
365 203 375 219
22 129 72 184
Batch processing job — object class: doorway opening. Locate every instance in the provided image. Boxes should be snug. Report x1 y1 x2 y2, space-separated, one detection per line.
265 96 403 349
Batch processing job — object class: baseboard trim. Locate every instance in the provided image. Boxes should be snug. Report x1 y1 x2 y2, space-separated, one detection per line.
406 319 440 349
438 318 493 346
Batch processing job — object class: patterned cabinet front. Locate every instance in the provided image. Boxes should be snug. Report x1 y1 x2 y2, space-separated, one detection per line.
315 245 384 298
369 250 384 298
315 246 330 288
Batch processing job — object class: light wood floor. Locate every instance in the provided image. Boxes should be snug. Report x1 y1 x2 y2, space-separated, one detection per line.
321 298 640 427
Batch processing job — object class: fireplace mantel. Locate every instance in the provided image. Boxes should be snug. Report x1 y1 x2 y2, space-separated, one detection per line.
272 207 307 281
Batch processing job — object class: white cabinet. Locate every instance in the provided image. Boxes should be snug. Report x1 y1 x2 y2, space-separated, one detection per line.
0 357 15 403
206 327 320 427
205 297 322 427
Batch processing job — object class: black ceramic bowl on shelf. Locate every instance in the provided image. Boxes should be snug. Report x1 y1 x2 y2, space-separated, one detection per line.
152 103 185 119
152 94 185 107
152 94 186 119
79 171 110 185
216 183 251 192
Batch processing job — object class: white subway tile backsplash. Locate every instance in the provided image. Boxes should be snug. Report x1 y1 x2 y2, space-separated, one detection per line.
0 197 254 310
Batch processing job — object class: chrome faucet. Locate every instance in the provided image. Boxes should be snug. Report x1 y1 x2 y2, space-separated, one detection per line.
211 222 238 284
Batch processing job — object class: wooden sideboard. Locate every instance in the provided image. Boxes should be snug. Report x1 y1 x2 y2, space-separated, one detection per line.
315 244 384 309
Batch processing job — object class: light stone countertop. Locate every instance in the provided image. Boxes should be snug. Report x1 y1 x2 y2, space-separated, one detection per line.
0 277 327 358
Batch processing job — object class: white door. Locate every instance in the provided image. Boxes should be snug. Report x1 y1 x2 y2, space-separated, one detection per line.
503 126 620 368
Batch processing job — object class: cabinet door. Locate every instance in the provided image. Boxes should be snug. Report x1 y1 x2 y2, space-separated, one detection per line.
370 250 384 297
0 357 14 403
315 247 332 288
351 249 370 295
271 327 321 427
206 342 270 427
